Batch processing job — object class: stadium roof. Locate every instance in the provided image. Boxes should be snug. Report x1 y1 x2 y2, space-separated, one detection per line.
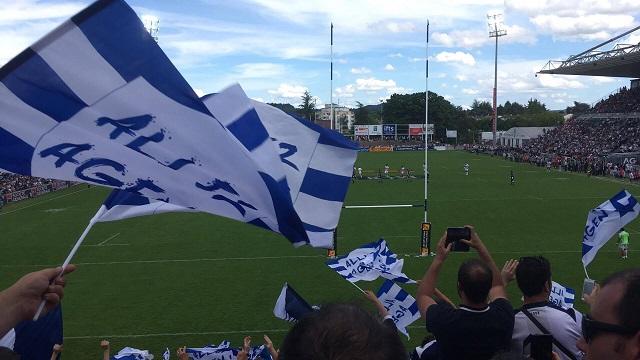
539 26 640 78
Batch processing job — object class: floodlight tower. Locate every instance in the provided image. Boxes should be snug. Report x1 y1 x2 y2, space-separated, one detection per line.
142 15 160 43
488 13 506 147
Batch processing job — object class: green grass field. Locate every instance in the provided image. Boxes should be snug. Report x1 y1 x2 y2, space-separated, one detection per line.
1 150 638 358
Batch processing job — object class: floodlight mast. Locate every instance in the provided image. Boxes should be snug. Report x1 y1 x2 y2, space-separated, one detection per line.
330 23 334 131
488 14 506 147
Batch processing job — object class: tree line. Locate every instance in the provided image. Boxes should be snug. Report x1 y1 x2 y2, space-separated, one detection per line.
267 90 591 144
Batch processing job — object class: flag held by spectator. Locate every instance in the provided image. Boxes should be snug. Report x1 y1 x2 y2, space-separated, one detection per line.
112 347 152 360
163 348 170 360
549 281 575 309
186 341 271 360
91 85 357 248
202 88 358 248
582 190 640 266
273 282 314 322
0 0 308 245
326 239 415 283
376 280 420 339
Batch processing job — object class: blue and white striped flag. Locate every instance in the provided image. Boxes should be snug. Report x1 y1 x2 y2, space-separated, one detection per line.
0 0 308 245
376 280 421 339
203 87 358 248
582 190 640 266
326 239 415 283
163 348 170 360
112 347 152 360
273 282 314 322
90 84 357 248
550 281 575 309
186 341 271 360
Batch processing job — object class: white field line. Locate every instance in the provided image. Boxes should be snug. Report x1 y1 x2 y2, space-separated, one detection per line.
1 255 326 268
0 186 92 216
4 249 637 269
344 204 416 209
83 243 129 247
344 195 610 206
64 325 429 340
97 233 120 246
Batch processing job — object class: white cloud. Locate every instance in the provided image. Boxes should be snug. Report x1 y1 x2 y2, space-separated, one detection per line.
388 53 404 58
384 64 395 71
435 51 476 66
462 88 480 95
355 78 397 91
432 24 536 49
409 57 427 63
351 67 372 74
537 74 586 89
444 94 454 101
530 14 636 40
335 84 356 97
268 83 308 98
233 63 287 78
456 74 468 81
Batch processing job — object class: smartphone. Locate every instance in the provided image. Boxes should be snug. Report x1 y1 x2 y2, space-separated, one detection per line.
446 227 471 252
582 278 596 300
530 334 553 360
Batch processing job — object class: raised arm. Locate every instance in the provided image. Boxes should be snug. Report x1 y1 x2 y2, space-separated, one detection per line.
461 226 507 300
416 233 452 318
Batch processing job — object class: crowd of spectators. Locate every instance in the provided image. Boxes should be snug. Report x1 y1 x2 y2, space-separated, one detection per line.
469 113 640 181
593 86 640 114
0 172 72 205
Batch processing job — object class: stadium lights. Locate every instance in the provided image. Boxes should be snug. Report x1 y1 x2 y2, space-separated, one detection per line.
488 13 507 147
141 14 160 43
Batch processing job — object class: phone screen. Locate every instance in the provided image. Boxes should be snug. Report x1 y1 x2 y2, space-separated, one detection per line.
582 278 596 300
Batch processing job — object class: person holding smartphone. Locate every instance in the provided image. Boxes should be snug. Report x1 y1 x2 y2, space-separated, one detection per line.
416 226 514 360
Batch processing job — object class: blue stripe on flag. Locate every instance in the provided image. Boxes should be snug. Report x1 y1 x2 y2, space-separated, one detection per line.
377 279 394 296
299 168 351 202
0 127 34 175
395 289 408 302
284 112 358 150
408 301 419 314
303 222 332 233
1 49 86 122
103 189 151 209
73 0 209 115
258 172 308 245
226 109 269 151
249 218 271 231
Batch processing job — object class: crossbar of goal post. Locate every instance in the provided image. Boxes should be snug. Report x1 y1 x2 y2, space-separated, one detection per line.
329 203 425 258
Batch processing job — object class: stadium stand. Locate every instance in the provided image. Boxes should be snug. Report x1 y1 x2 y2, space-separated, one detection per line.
0 173 73 205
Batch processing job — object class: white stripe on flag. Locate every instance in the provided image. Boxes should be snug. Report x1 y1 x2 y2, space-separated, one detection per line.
33 22 126 105
0 83 58 146
296 192 342 230
308 143 357 177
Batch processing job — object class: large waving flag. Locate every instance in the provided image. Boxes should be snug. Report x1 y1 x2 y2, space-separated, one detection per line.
376 280 421 339
326 239 415 283
91 85 357 248
203 88 358 248
0 0 308 245
582 190 640 267
273 282 314 322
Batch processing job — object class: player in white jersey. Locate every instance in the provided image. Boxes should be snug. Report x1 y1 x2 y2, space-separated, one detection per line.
384 164 390 178
464 163 470 176
357 167 363 179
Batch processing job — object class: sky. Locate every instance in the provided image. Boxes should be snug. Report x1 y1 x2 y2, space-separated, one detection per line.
1 0 639 111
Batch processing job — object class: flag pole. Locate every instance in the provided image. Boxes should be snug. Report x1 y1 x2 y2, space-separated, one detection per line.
330 22 334 131
33 214 99 320
583 265 590 280
348 280 366 294
424 19 429 224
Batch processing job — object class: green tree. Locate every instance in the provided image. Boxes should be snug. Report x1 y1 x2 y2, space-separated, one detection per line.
354 101 369 125
566 101 591 115
298 91 315 121
526 98 547 113
268 103 297 114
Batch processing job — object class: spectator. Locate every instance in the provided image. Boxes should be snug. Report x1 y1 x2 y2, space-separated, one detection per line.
508 256 582 360
278 303 407 360
263 335 278 360
176 346 188 360
577 268 640 360
0 265 76 337
416 227 514 360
